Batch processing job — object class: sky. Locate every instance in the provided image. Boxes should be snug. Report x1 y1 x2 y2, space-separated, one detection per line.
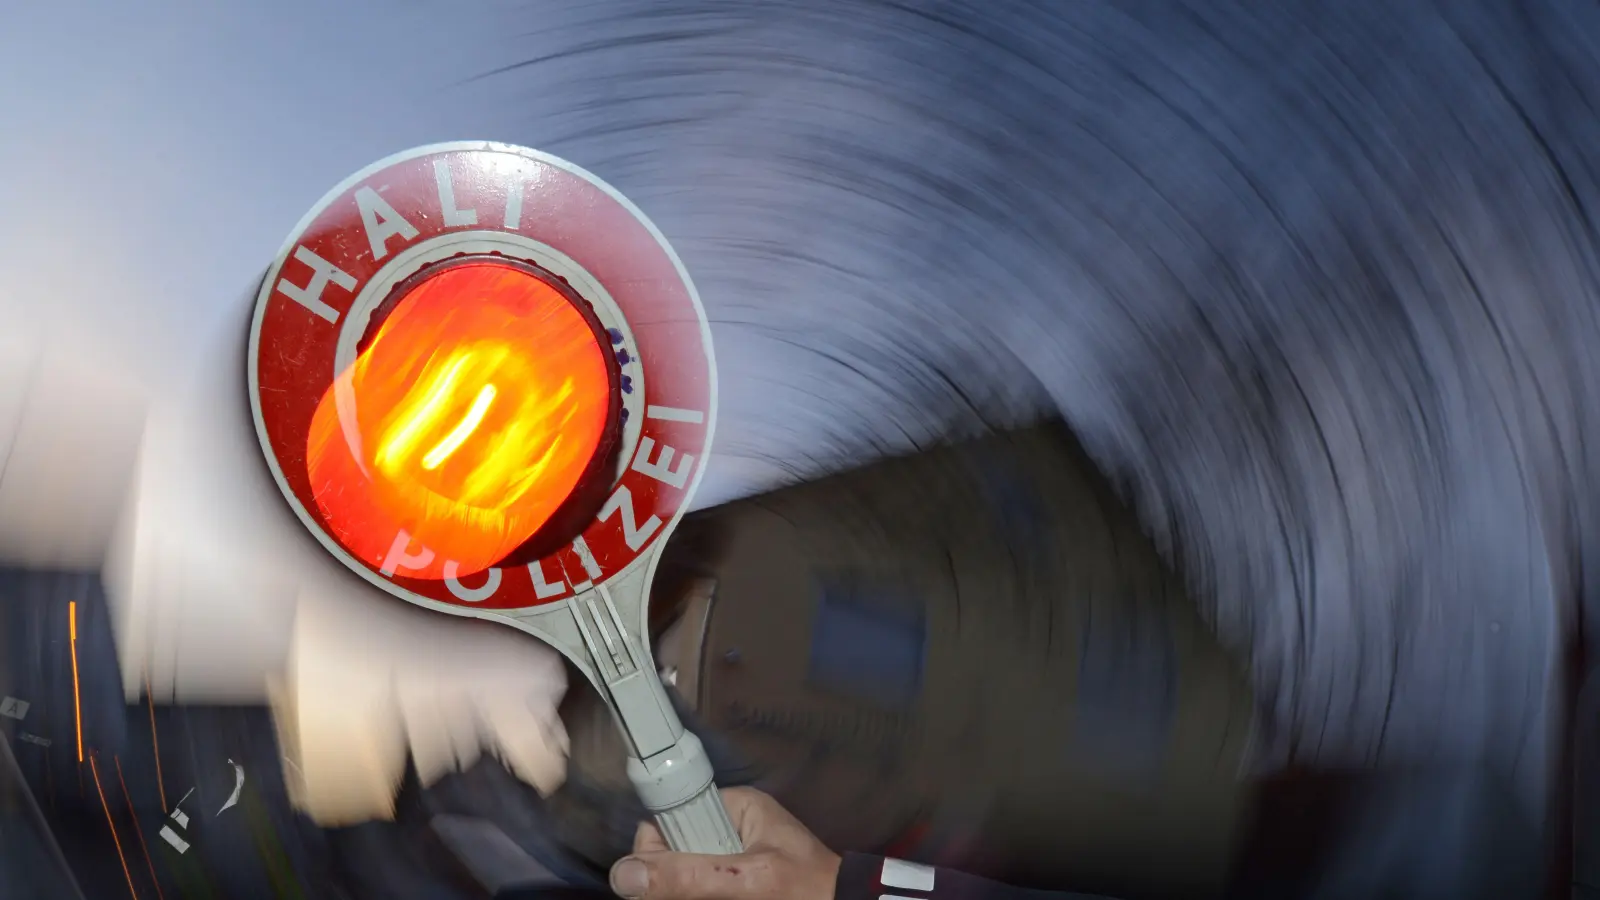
0 1 530 411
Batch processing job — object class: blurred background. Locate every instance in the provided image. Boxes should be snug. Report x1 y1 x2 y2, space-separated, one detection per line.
1 1 1597 898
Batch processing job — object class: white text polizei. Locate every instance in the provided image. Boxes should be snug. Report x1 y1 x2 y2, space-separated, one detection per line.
376 408 709 603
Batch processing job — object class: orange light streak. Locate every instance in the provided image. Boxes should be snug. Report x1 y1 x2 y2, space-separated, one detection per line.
90 753 141 900
144 673 167 811
70 601 83 763
115 756 166 900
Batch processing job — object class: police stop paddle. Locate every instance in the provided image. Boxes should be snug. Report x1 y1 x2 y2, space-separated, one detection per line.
248 142 739 855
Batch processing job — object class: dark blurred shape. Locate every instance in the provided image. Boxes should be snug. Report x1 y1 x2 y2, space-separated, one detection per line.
0 729 84 899
1574 668 1600 899
420 757 610 894
806 577 926 711
587 421 1257 899
432 814 563 894
1233 767 1540 900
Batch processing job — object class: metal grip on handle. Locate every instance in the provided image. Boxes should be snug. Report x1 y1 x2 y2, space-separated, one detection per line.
653 781 744 855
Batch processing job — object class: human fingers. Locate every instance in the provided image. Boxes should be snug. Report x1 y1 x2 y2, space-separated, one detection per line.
716 786 808 846
630 787 782 854
633 819 670 854
610 849 781 900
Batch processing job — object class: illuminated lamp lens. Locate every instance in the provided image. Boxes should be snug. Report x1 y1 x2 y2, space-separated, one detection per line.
306 260 615 581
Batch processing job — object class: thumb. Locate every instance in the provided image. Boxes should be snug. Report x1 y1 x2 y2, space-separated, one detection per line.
610 851 772 900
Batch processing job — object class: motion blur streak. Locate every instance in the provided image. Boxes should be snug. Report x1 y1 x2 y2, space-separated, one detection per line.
270 575 571 825
495 0 1600 818
113 755 166 900
0 0 1594 857
88 753 138 900
97 289 575 824
142 675 165 813
70 602 81 764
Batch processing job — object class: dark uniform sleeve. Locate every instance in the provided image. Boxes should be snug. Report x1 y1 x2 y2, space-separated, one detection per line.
834 853 1122 900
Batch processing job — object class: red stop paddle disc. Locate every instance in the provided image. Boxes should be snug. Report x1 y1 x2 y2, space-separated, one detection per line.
248 142 716 612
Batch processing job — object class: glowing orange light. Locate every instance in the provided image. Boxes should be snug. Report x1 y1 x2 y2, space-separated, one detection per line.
306 261 614 580
70 601 82 763
89 754 139 900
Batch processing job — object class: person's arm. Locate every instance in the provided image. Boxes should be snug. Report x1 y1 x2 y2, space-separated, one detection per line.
835 852 1116 900
609 788 1117 900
